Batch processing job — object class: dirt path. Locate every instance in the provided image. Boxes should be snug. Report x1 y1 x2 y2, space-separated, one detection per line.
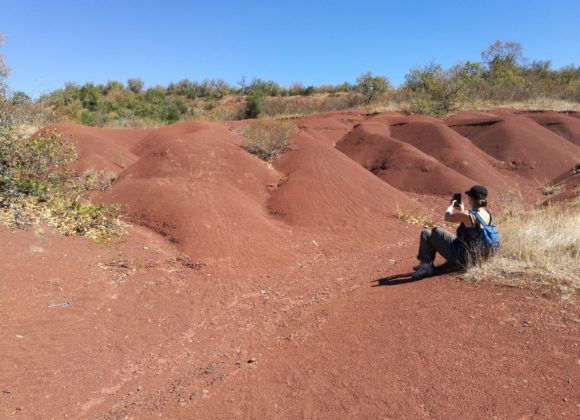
2 225 577 419
186 272 579 420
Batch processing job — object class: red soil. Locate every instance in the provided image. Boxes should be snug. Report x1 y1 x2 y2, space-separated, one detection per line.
446 111 580 180
386 115 511 189
268 116 420 249
107 121 296 268
515 111 580 147
337 121 478 194
43 123 152 175
2 110 579 419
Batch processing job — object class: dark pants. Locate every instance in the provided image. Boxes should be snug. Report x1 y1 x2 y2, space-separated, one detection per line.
417 227 458 264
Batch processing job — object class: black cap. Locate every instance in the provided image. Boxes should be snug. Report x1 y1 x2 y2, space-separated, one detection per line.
465 185 488 200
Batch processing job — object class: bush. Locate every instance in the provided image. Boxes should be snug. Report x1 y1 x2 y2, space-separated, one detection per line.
260 93 365 118
238 120 294 161
245 90 264 119
127 78 144 93
355 71 390 104
79 83 100 111
0 126 124 239
404 63 463 117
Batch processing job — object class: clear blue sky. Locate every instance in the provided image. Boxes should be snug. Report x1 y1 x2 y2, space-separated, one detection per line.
1 0 579 97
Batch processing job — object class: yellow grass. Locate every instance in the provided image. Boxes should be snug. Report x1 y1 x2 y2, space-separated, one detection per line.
236 119 295 161
463 194 580 296
465 98 580 112
394 205 439 229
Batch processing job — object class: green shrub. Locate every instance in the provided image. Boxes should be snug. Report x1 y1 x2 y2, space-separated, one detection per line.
79 83 100 111
355 71 390 104
127 78 144 93
0 127 124 239
245 90 264 119
404 63 463 117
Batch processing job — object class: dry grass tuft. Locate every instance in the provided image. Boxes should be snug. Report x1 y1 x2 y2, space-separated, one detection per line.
81 169 116 192
462 98 580 112
237 120 295 161
463 195 580 297
394 205 439 229
540 182 563 196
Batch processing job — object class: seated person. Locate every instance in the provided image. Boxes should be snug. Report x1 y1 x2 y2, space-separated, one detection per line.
412 185 497 279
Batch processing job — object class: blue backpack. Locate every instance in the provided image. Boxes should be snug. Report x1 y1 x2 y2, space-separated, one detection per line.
469 210 500 255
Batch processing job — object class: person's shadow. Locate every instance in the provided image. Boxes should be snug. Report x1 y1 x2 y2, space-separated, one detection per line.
371 262 462 287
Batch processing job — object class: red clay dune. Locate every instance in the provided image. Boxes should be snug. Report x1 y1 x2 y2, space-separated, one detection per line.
3 110 580 419
268 115 421 247
44 123 152 175
105 121 296 268
336 113 514 195
384 115 511 189
446 111 580 180
48 111 580 262
515 111 580 147
295 111 366 145
336 121 478 195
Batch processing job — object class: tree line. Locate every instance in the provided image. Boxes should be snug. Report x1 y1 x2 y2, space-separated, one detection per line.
2 41 580 125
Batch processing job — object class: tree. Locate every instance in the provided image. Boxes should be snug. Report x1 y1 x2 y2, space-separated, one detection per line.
481 41 525 86
209 79 231 99
104 80 124 95
481 40 524 69
79 83 100 111
0 35 8 83
288 82 304 96
1 35 11 125
238 76 248 95
10 91 31 106
245 89 263 119
355 71 390 104
127 78 144 94
404 63 463 117
248 78 281 97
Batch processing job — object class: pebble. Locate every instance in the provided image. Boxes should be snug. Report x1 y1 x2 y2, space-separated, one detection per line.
190 389 210 400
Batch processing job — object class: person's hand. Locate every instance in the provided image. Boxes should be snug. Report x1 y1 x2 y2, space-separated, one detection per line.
446 201 456 214
446 201 464 214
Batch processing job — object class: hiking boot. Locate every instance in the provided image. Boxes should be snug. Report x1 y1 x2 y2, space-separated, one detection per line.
413 262 432 271
411 262 434 279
